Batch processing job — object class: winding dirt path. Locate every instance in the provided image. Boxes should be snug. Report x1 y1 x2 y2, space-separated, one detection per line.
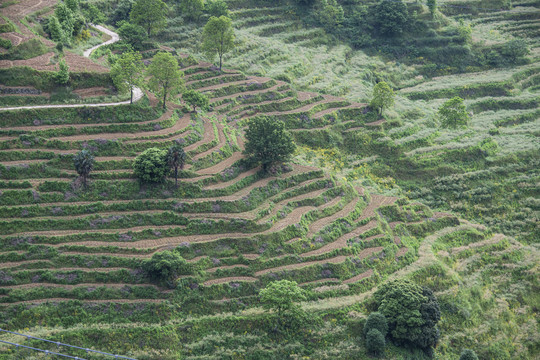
0 24 143 112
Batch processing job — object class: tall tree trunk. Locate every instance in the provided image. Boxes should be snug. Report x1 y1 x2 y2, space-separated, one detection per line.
130 88 133 104
219 54 222 71
174 166 178 187
163 88 167 110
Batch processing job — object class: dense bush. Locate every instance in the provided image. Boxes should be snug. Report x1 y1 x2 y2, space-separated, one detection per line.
365 328 385 357
373 279 441 355
143 250 192 286
244 117 295 173
117 21 148 50
133 147 168 183
373 0 409 37
364 312 388 337
459 349 479 360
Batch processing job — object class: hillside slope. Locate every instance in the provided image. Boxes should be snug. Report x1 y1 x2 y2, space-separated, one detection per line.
0 0 538 359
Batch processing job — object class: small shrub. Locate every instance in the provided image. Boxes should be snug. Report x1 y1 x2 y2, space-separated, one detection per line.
365 328 385 356
364 312 388 337
143 250 192 286
459 349 478 360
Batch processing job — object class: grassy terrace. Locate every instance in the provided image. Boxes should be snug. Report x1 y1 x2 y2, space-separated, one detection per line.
0 0 538 359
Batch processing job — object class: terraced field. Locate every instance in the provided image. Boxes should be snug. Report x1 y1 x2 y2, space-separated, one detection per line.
162 0 539 244
2 46 536 358
0 0 538 359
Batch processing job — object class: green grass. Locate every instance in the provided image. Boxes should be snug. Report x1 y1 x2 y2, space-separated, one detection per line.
0 0 538 359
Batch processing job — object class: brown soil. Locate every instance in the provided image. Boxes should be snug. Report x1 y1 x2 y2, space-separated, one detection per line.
342 269 373 284
72 87 110 98
203 276 257 286
210 82 285 104
255 255 349 276
306 197 359 239
300 220 378 258
207 264 249 273
1 298 166 305
1 225 186 238
3 283 159 290
199 76 273 93
396 247 408 257
312 102 366 119
365 119 386 126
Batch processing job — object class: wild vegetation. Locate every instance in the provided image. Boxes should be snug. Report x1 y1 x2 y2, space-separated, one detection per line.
0 0 538 359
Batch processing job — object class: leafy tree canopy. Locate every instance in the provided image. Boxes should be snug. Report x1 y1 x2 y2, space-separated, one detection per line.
133 147 168 183
111 0 134 25
438 96 469 128
260 280 306 316
179 0 204 21
206 0 229 17
111 50 145 104
147 51 184 109
202 15 235 70
366 328 385 356
364 312 388 337
459 349 479 360
370 81 395 115
374 0 409 37
117 21 148 50
373 279 441 353
243 117 296 172
182 89 209 112
130 0 168 36
166 143 187 187
143 250 192 286
315 0 344 29
73 149 94 186
55 58 70 85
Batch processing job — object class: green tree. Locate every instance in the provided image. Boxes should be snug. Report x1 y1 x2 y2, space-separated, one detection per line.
501 39 529 63
315 0 344 29
54 2 74 43
459 349 479 360
364 312 388 337
83 4 105 23
206 0 229 17
130 0 168 36
179 0 204 21
260 280 306 318
373 279 441 353
166 143 187 187
182 89 209 112
244 117 296 173
202 16 235 71
111 0 134 25
65 0 79 12
47 15 63 43
427 0 437 17
370 81 394 115
117 21 148 50
365 329 385 357
133 147 168 183
147 52 184 110
73 150 94 187
438 96 469 128
111 50 144 104
373 0 408 37
143 250 192 286
55 58 70 85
